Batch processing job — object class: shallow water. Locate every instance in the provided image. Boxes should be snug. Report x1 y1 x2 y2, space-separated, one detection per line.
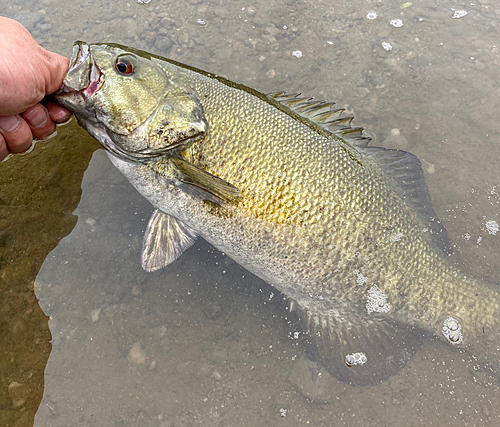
1 0 499 426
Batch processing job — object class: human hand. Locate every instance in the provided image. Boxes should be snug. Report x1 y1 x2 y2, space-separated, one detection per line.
0 17 72 161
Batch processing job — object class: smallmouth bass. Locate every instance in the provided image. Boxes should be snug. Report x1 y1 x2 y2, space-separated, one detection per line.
55 42 500 385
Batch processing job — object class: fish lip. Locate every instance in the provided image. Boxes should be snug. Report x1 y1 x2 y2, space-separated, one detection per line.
56 41 104 97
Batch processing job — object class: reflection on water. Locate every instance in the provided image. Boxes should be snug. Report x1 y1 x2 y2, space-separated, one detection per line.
0 0 499 426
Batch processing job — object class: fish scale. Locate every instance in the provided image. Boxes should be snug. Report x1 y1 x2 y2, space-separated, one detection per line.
55 42 500 386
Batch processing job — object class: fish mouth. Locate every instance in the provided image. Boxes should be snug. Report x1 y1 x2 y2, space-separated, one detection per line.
57 41 104 97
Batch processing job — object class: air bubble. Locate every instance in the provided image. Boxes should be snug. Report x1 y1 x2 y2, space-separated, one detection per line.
390 19 403 28
452 10 467 19
442 316 463 345
382 42 393 52
448 330 463 343
345 352 367 367
366 11 377 20
486 220 498 235
366 285 391 314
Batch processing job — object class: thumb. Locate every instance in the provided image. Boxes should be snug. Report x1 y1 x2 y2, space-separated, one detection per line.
42 50 70 95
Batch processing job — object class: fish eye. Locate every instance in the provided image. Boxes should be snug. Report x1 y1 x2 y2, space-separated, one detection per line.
115 55 136 75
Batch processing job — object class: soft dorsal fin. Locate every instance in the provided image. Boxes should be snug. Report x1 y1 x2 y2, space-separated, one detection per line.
359 146 453 255
268 92 371 149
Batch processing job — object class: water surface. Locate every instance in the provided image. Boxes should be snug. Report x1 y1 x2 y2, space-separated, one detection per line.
1 0 499 426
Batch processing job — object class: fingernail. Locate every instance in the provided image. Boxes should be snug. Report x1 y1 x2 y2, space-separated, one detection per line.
0 115 21 132
24 108 49 129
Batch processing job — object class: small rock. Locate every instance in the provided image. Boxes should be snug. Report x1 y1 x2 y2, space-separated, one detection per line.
144 31 157 43
131 285 142 295
211 370 222 380
91 308 101 323
178 32 190 45
382 128 408 148
149 360 157 370
8 382 29 408
266 69 276 78
128 342 147 365
154 35 174 54
421 158 435 175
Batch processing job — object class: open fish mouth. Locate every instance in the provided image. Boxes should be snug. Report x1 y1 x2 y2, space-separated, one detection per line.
57 41 104 97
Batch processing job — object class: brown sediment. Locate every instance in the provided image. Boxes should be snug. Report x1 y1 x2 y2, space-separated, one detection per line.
0 120 97 427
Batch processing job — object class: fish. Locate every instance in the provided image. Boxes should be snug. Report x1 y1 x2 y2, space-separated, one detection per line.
55 42 500 385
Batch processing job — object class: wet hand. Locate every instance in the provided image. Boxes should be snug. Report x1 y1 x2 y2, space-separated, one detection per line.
0 17 72 160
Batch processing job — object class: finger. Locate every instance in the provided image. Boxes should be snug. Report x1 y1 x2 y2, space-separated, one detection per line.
0 134 9 161
0 115 33 154
46 101 72 123
21 104 56 140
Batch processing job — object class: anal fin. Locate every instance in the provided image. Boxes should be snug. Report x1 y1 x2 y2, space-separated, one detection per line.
141 209 198 272
295 303 423 386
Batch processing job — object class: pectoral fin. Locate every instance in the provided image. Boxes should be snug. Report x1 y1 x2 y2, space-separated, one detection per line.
141 209 198 272
171 156 241 203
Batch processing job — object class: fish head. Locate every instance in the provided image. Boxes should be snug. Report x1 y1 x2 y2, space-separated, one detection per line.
55 42 207 161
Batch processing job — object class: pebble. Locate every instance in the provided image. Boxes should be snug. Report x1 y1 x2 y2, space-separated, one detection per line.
421 158 435 175
211 370 222 380
144 31 157 43
91 308 101 323
127 342 147 365
154 35 174 54
266 69 276 78
382 128 408 148
178 32 190 45
8 381 29 408
122 18 138 39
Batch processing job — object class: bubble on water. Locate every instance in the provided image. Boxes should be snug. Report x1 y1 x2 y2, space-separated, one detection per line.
345 352 367 367
390 19 403 28
485 220 498 235
382 42 393 51
354 269 368 286
442 317 463 345
452 10 467 19
137 0 151 3
279 408 287 418
197 19 207 26
366 285 391 314
390 232 404 242
292 50 303 58
366 11 377 20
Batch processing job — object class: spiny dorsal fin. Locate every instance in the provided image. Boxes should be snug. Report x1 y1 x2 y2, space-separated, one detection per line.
268 92 371 149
